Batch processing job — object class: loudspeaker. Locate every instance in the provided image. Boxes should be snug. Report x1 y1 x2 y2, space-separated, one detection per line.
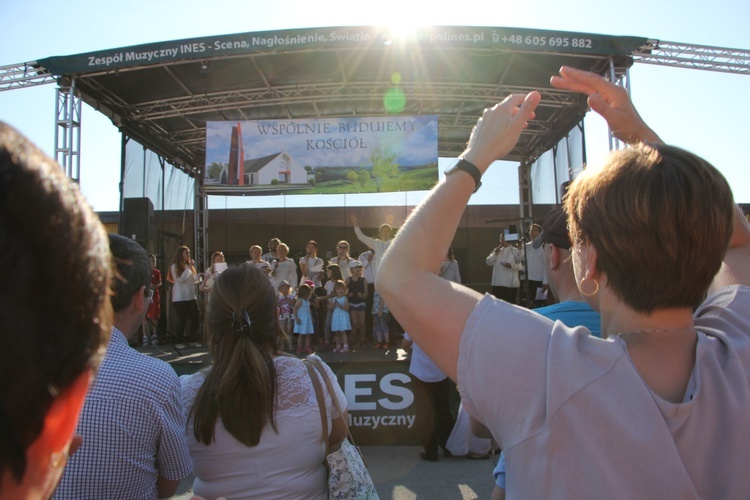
123 197 154 249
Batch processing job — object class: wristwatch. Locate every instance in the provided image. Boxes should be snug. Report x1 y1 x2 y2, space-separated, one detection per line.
444 159 482 193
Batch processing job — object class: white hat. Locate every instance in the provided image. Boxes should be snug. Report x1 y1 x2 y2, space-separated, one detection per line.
349 260 363 269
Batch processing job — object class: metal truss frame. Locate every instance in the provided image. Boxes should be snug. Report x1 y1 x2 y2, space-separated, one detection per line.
129 82 580 120
2 36 749 270
55 80 82 182
608 61 631 151
194 178 208 275
0 62 55 90
634 40 750 75
84 78 585 163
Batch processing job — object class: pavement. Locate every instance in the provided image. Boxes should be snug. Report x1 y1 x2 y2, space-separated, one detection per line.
170 445 498 499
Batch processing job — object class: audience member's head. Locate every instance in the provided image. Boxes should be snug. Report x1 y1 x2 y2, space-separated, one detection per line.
108 234 152 338
0 122 112 497
533 207 574 302
109 235 151 311
565 142 734 312
192 263 284 446
533 208 570 251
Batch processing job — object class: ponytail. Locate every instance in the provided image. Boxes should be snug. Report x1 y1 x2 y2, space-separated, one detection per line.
190 263 284 446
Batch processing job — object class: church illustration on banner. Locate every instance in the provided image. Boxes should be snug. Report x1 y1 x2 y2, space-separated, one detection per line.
219 122 307 186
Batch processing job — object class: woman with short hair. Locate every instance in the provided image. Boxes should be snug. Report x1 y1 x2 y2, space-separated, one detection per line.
378 67 750 497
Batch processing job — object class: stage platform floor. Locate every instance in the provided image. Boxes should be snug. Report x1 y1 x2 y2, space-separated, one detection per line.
136 338 409 375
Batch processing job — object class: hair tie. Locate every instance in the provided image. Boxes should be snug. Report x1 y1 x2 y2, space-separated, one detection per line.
231 310 252 334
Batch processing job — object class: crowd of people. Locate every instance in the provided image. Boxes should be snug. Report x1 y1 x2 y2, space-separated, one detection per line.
3 64 749 499
144 200 555 355
142 214 405 356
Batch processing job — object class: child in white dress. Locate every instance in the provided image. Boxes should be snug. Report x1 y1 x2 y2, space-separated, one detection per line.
293 284 315 355
277 280 296 351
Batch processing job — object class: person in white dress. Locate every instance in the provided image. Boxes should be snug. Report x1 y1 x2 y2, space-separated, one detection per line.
180 263 348 499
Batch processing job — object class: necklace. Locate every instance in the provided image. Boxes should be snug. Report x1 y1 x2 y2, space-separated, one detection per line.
612 325 696 339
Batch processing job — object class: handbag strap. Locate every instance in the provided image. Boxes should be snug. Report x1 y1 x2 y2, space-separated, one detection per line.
306 356 356 446
303 359 330 455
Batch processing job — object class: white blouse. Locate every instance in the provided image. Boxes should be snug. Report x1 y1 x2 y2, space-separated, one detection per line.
180 355 347 500
171 264 197 302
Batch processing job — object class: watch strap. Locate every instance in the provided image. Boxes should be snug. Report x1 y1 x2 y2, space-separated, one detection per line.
447 159 482 193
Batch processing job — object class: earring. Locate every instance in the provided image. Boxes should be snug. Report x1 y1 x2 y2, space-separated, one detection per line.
50 450 68 469
579 277 599 297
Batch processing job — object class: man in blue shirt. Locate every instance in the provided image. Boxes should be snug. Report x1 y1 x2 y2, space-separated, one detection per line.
530 206 601 337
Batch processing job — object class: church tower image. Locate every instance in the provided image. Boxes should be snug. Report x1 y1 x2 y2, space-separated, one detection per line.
227 122 245 185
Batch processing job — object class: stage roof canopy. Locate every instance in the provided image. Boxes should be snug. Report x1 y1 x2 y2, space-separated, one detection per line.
37 26 647 175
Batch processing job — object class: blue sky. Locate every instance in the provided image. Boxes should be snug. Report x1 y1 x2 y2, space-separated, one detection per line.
1 0 749 210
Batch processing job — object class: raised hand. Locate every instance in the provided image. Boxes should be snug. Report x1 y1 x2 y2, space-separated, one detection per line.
550 66 661 145
462 92 540 172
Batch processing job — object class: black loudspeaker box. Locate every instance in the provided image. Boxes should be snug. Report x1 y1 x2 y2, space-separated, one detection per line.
123 197 154 248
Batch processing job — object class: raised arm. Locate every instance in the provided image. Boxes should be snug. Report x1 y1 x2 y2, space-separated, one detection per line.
709 206 750 294
350 212 378 247
550 66 662 145
378 92 540 380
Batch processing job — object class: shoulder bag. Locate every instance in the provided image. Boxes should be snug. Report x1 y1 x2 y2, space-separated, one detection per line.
304 357 379 500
